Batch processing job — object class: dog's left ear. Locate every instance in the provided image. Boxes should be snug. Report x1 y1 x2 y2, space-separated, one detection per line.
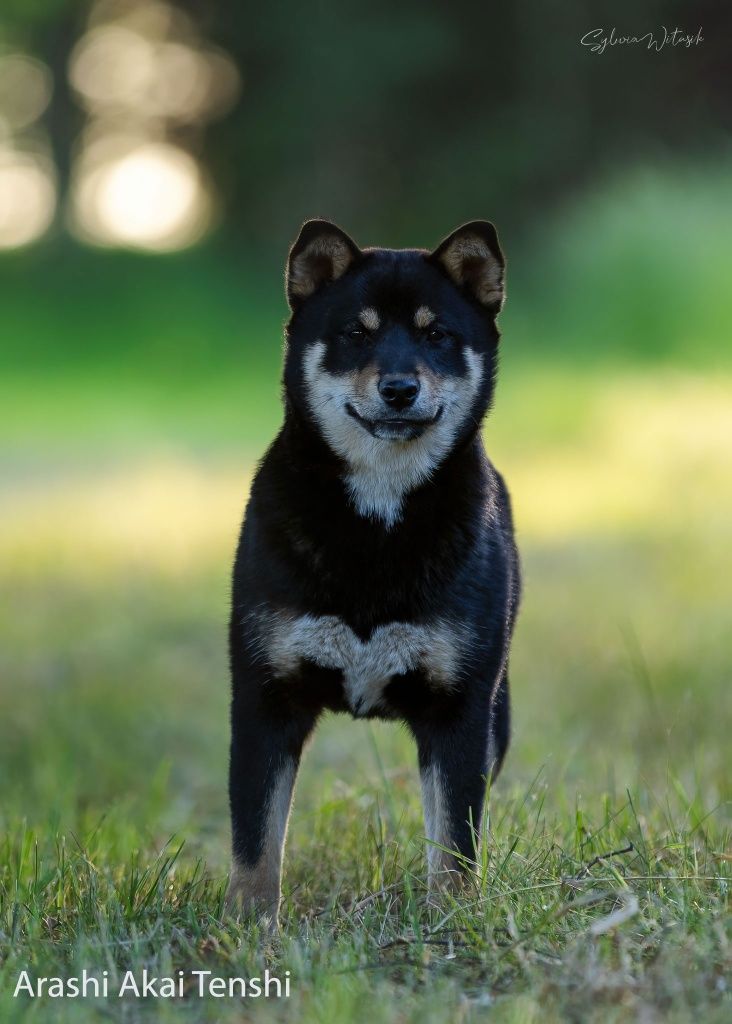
429 221 505 312
286 219 361 309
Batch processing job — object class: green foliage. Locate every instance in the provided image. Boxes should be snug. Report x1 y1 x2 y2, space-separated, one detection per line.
507 161 732 367
1 160 732 456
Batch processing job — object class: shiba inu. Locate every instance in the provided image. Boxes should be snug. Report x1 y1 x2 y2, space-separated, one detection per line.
227 219 520 926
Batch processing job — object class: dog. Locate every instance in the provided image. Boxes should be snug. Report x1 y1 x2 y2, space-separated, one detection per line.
227 219 520 926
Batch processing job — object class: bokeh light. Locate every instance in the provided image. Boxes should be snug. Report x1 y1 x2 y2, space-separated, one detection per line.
0 52 56 248
70 25 156 112
71 136 210 251
67 0 240 251
0 148 56 249
0 53 52 132
70 25 239 123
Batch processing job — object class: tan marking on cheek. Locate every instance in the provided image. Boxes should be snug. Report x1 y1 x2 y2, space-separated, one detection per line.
359 307 380 331
353 363 379 403
414 305 436 329
414 362 439 403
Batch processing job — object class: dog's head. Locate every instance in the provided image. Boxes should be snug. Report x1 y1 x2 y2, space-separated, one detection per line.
282 219 505 523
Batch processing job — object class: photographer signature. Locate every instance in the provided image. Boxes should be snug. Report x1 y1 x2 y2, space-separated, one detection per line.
581 26 703 55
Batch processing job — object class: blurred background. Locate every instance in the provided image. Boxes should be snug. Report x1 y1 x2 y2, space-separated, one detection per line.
1 0 730 864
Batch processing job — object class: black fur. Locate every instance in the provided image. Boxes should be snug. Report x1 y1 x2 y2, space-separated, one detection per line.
228 221 520 915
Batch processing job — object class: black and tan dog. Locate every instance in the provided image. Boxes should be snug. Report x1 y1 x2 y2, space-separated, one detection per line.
227 220 520 925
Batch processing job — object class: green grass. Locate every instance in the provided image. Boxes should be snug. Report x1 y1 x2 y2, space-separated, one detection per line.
1 362 730 1022
1 775 728 1023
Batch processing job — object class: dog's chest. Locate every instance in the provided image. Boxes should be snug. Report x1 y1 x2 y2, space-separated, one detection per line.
259 612 463 716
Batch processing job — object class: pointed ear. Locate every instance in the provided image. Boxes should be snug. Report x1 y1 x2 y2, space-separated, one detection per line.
429 221 505 311
286 219 361 308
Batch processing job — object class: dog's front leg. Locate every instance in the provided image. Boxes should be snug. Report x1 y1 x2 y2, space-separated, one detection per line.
410 704 494 893
226 683 314 930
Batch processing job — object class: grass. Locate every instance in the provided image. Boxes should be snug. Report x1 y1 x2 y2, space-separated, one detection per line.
0 780 727 1023
1 359 730 1022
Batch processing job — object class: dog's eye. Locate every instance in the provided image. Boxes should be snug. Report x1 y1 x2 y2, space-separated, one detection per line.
427 327 446 342
346 327 365 340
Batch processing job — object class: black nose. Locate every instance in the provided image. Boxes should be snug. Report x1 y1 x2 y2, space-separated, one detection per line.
378 374 420 410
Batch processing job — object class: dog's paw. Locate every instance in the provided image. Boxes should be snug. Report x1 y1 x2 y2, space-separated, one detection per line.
224 864 281 937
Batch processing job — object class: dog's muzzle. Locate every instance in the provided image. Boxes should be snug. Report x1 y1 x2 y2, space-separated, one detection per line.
345 403 443 440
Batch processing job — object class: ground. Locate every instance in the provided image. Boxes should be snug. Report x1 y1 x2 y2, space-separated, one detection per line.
0 365 730 1023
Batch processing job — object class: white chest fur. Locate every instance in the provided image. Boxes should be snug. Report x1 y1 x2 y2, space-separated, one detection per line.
254 612 465 715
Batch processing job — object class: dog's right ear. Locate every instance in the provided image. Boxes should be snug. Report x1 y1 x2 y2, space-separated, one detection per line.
286 220 361 309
